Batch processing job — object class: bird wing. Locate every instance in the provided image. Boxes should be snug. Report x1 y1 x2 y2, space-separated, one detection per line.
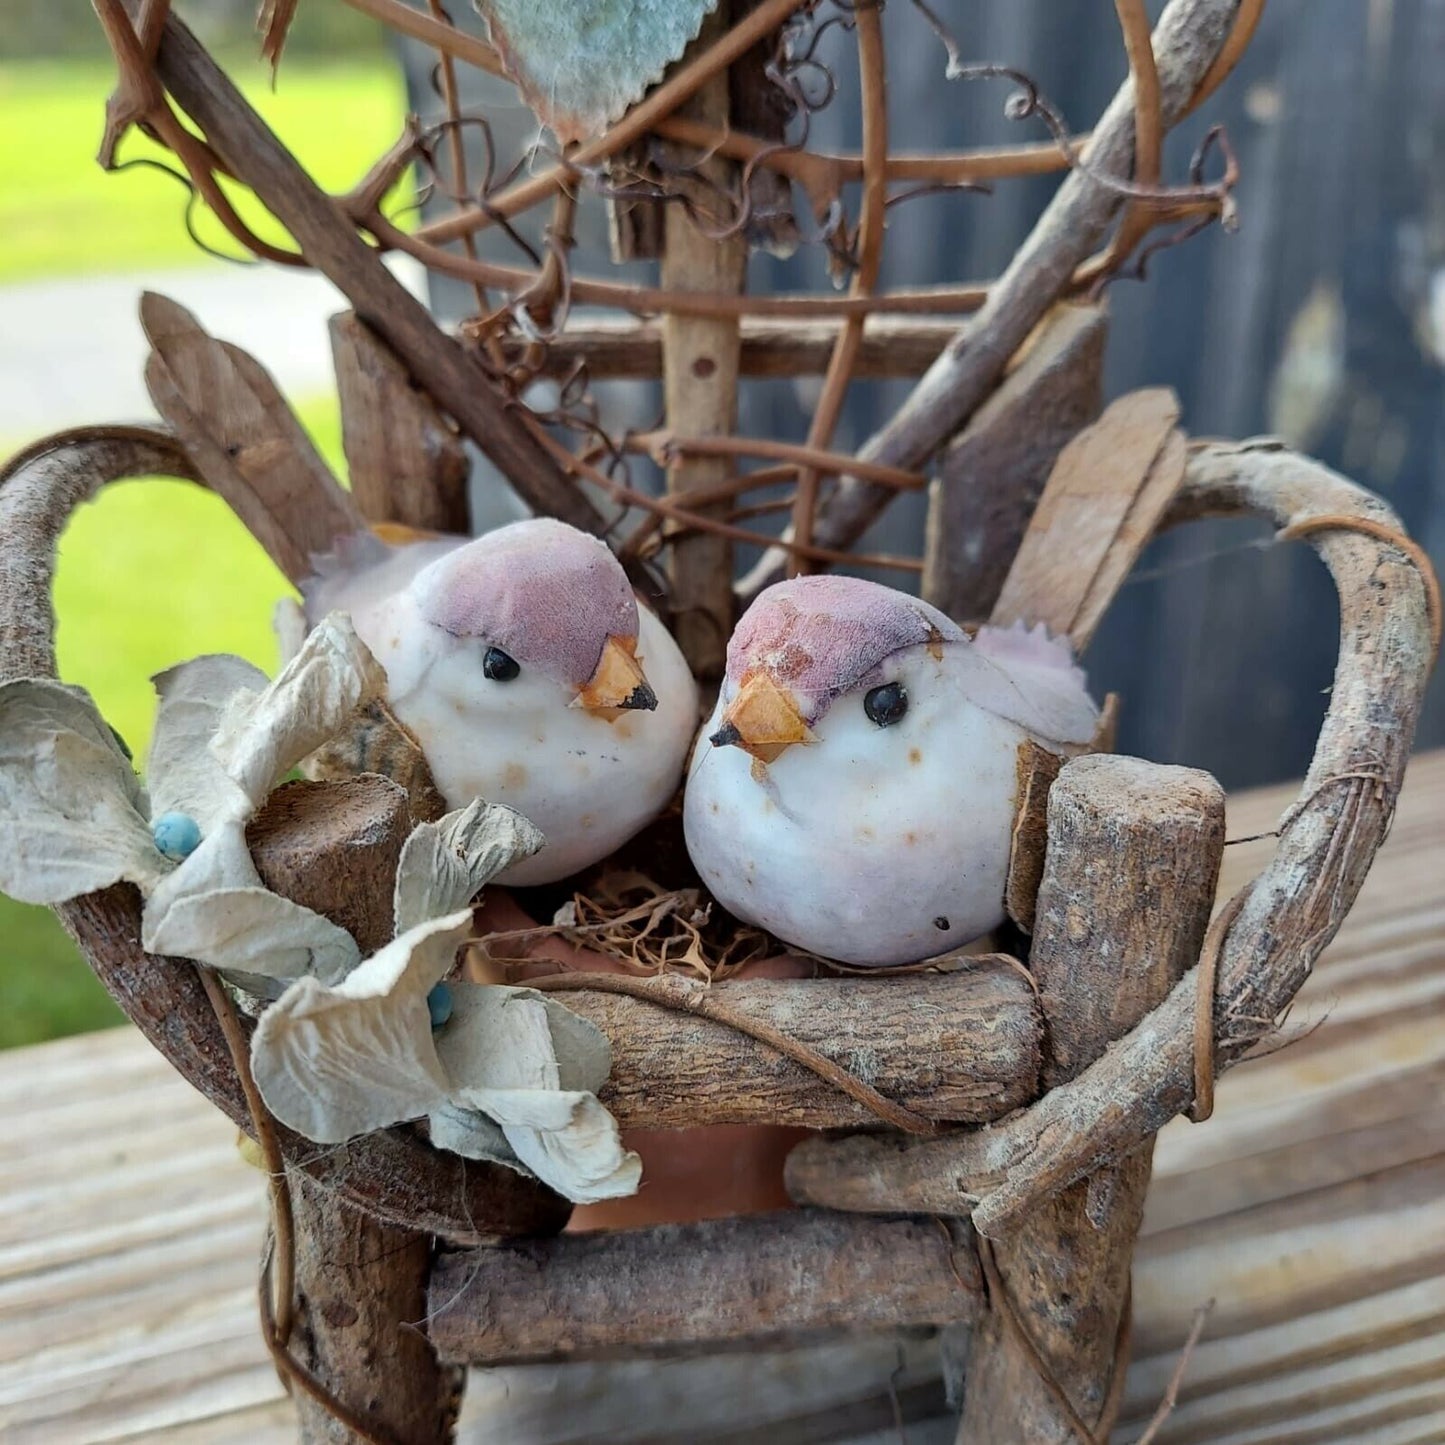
300 532 465 628
955 623 1099 747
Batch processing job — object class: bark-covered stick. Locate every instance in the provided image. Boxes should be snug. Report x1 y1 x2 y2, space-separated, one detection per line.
565 962 1044 1129
330 312 471 536
659 8 747 680
429 1209 982 1365
489 317 960 381
958 756 1224 1442
287 1170 462 1444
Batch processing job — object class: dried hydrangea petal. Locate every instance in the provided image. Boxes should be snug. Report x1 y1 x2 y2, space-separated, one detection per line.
431 982 613 1094
250 909 471 1143
0 679 163 904
392 798 544 935
436 983 634 1202
452 1083 641 1202
426 1099 516 1167
140 818 359 984
149 655 264 832
211 614 385 807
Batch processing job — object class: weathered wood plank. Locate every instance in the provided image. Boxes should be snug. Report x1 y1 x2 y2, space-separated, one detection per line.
330 312 471 535
140 293 366 584
988 389 1181 642
922 303 1107 623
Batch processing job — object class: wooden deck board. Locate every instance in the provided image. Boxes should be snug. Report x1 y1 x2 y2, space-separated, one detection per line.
2 751 1442 1443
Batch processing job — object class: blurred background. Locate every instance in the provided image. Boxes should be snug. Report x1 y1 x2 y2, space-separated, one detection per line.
2 0 1442 1047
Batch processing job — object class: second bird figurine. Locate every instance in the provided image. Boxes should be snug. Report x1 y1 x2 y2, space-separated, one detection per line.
308 517 699 885
684 576 1101 965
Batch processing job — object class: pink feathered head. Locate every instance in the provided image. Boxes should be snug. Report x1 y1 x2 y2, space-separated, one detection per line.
727 576 965 719
411 518 638 686
726 576 1098 745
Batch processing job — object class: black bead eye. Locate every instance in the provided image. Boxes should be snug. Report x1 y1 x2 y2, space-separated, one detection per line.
863 681 908 727
483 647 520 682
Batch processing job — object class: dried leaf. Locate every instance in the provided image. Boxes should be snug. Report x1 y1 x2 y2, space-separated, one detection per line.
438 983 636 1202
454 1085 641 1202
258 0 300 74
149 655 266 829
249 875 635 1200
475 0 717 144
990 389 1182 644
211 614 385 805
140 819 359 984
141 292 364 584
140 624 381 982
393 799 544 935
250 910 472 1142
1070 428 1188 647
0 680 164 904
427 1100 514 1165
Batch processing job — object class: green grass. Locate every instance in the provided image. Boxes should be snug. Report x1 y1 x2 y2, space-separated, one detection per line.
0 398 345 1049
0 57 408 283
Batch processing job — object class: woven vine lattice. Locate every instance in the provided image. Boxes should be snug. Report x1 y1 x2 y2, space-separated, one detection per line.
96 0 1257 594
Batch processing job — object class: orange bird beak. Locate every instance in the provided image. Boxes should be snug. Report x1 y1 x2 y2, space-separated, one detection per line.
709 672 815 763
574 635 657 716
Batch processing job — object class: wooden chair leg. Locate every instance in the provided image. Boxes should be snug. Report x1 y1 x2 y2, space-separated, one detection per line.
286 1171 461 1445
957 756 1224 1441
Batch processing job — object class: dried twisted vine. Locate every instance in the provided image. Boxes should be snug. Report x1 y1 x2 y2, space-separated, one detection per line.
785 441 1438 1235
92 0 1256 597
740 0 1249 598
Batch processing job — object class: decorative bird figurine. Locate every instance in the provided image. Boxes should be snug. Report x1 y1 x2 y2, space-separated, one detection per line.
307 517 698 885
683 576 1101 966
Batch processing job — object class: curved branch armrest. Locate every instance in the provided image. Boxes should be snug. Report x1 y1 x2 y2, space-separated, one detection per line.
787 439 1439 1235
0 428 568 1241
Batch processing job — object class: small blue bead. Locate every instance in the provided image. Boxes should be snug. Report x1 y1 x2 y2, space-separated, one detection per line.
152 811 202 862
427 982 454 1030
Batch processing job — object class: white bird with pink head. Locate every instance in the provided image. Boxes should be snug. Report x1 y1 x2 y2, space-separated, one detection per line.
308 517 698 885
684 575 1101 966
